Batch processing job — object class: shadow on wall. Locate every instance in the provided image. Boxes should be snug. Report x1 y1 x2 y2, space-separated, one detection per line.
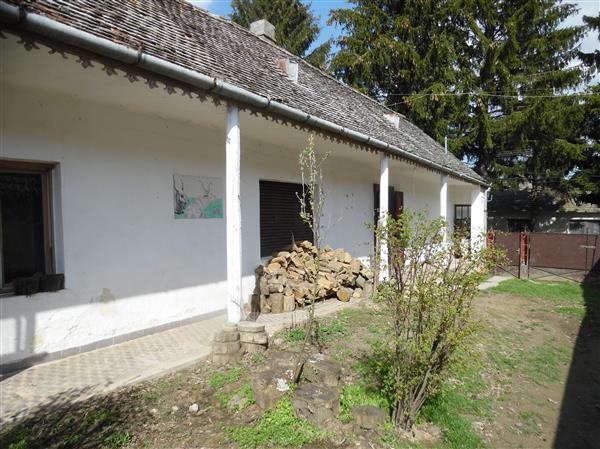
553 260 600 449
0 255 234 373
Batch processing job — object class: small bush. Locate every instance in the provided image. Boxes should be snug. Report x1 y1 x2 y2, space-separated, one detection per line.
371 210 503 430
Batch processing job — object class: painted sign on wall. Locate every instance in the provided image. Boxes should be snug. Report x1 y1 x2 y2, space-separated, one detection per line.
173 174 223 219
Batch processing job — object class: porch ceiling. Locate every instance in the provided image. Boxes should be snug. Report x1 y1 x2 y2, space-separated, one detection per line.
1 34 226 131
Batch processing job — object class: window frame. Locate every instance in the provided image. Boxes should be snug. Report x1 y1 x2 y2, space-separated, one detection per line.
567 219 600 235
0 160 56 291
453 204 471 238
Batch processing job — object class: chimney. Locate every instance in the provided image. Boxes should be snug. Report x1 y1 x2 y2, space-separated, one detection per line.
384 113 400 129
276 58 299 83
250 19 276 43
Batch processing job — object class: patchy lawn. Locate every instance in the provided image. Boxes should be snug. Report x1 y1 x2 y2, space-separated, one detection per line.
2 279 599 449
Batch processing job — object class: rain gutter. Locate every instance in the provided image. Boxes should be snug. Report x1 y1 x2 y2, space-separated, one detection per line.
0 2 488 187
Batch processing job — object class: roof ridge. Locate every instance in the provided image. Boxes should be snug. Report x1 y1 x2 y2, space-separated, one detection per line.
178 1 410 123
3 0 484 183
178 1 467 169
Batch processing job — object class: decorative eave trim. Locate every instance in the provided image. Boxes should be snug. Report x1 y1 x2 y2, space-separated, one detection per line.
0 3 488 187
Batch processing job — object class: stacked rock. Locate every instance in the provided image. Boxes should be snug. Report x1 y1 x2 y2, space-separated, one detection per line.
239 321 269 354
211 321 269 364
255 241 374 314
212 323 241 365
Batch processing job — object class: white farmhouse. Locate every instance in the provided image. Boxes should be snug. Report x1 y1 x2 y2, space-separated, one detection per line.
0 0 487 372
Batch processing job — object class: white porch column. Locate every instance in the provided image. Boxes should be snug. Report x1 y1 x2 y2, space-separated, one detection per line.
440 174 448 242
226 105 243 323
470 185 486 250
379 154 389 281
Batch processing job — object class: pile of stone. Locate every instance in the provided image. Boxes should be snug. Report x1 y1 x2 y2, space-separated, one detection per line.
255 241 374 314
212 322 268 365
250 351 387 432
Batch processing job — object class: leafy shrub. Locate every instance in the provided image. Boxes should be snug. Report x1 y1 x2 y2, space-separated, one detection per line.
371 210 503 430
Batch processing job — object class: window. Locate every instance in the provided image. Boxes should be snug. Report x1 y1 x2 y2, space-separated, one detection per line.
568 220 600 235
373 185 403 221
1 160 55 291
454 204 471 237
259 180 312 257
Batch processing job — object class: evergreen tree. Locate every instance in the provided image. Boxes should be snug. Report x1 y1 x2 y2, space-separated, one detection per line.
572 14 600 205
329 0 468 142
579 13 600 70
231 0 330 68
571 85 600 205
330 0 587 192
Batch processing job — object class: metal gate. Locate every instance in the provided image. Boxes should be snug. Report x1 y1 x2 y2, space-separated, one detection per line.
492 232 600 279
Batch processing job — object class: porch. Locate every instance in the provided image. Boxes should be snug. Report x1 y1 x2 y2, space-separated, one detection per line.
1 31 484 371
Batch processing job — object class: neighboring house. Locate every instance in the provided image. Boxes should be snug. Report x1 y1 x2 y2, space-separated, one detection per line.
0 0 487 371
488 190 600 234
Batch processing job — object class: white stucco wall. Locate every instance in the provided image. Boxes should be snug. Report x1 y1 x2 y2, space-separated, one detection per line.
0 83 382 364
0 36 482 365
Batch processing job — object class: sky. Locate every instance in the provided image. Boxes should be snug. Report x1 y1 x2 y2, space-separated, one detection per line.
188 0 599 72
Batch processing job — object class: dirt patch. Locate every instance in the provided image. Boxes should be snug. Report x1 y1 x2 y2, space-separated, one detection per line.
475 291 598 449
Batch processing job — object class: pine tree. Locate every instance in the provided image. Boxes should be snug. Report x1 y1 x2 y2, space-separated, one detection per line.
579 13 600 70
329 0 468 142
571 85 600 205
571 14 600 205
330 0 588 192
231 0 330 68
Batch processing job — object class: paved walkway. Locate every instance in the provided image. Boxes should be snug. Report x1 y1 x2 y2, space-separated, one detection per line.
478 275 511 290
0 298 359 424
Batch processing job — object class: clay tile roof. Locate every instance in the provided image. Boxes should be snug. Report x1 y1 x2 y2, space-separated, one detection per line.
5 0 485 184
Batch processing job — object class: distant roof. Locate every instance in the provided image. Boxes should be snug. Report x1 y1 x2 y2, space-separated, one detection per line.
3 0 485 185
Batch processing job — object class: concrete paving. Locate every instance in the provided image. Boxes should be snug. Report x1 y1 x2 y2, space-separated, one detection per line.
0 298 359 424
478 275 511 290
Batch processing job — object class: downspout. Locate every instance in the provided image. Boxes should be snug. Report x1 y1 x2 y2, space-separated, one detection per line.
0 1 488 187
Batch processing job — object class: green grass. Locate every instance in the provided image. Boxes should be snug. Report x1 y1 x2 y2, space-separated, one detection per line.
215 381 256 411
208 366 243 389
228 397 329 448
488 279 596 303
339 384 389 423
316 321 352 342
518 411 543 435
1 404 132 449
282 327 306 343
488 349 519 371
421 385 486 449
488 279 600 318
6 429 28 449
522 340 571 385
103 431 132 449
420 350 490 449
376 365 489 449
282 319 352 345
